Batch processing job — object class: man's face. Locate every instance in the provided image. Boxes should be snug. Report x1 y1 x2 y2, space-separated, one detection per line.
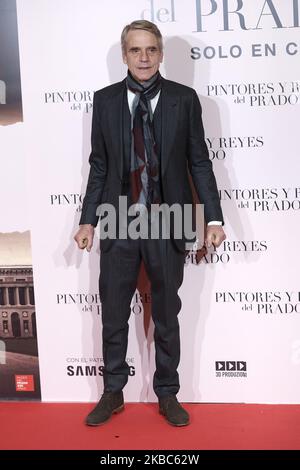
122 29 163 83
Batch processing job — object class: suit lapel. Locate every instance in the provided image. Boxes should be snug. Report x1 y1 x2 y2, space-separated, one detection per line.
161 80 179 176
106 81 126 179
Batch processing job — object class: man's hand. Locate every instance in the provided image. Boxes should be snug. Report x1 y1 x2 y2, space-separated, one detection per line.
205 225 226 249
74 224 95 252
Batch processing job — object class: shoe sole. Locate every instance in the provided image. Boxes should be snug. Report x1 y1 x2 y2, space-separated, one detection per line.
159 409 190 427
85 404 125 426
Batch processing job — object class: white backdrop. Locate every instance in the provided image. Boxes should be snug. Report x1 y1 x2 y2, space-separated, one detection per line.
5 0 300 403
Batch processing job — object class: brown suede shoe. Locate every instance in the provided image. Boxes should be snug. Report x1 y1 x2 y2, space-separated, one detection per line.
159 395 190 426
85 391 124 426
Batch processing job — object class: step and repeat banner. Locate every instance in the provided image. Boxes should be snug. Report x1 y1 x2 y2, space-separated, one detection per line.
1 0 299 403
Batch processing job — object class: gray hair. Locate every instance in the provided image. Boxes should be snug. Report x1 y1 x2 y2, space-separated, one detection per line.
121 20 163 53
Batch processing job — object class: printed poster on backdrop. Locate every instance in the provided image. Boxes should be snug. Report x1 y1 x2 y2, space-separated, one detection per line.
0 232 41 400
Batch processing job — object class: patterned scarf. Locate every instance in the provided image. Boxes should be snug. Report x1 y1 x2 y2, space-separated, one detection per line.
126 70 162 209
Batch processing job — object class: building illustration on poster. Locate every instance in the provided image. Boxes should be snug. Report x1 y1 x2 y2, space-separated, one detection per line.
0 232 41 400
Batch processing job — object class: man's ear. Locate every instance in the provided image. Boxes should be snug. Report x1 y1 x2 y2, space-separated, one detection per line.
122 53 127 65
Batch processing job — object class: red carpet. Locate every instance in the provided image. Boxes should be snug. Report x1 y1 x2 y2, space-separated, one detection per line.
0 403 299 450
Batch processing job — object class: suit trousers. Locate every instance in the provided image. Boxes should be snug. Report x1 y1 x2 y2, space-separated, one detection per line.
99 235 186 398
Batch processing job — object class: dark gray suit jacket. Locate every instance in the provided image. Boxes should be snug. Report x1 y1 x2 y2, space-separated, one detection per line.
79 77 223 252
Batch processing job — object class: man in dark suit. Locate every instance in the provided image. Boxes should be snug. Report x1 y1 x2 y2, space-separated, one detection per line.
74 20 225 427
